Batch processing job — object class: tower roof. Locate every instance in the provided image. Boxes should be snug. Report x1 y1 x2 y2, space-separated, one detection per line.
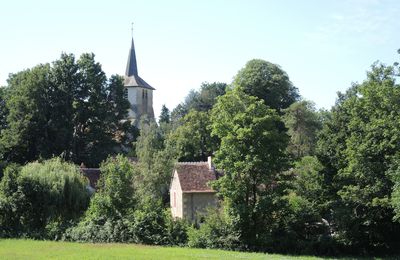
125 38 138 77
124 37 155 90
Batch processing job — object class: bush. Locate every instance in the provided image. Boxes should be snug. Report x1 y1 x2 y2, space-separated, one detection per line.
187 207 240 250
165 211 189 246
0 158 90 239
131 199 169 245
65 155 137 242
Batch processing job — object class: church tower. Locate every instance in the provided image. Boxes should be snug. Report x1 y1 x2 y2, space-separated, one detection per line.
124 36 155 126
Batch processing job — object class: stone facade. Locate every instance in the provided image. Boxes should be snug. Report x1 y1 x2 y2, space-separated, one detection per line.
182 192 217 222
126 86 154 121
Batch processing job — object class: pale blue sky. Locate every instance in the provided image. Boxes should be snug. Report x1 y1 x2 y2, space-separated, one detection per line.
1 0 399 117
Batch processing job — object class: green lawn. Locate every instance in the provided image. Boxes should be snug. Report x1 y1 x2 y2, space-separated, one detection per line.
0 239 390 260
0 239 319 259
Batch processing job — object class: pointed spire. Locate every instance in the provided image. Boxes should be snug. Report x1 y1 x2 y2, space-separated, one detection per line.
125 37 138 76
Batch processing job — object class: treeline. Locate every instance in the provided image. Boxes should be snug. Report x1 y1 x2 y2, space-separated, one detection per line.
1 52 400 256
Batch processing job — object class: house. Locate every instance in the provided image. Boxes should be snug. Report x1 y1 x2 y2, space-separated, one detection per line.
170 157 218 222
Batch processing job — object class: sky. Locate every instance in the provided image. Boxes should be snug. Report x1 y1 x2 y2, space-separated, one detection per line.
1 0 399 118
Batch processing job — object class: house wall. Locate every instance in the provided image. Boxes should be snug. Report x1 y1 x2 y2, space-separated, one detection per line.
170 171 183 218
182 192 217 222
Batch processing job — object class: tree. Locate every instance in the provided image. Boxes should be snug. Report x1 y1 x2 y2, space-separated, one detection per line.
65 155 137 242
233 59 299 112
167 110 217 162
210 88 289 249
135 121 175 203
186 82 227 112
0 64 53 164
0 53 130 167
317 59 400 253
283 101 322 160
171 82 227 123
0 158 89 239
280 156 335 254
0 87 8 132
159 105 171 124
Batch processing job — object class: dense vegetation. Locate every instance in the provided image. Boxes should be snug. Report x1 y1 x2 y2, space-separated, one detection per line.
1 51 400 256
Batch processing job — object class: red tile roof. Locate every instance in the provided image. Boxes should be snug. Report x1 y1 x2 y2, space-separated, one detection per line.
175 162 217 193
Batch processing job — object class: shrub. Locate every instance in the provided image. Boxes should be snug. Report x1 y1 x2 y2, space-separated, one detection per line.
0 158 90 239
131 199 169 245
165 211 189 246
187 207 240 250
65 155 136 242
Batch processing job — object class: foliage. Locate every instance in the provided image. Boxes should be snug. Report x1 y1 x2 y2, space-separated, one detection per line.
283 101 322 160
167 110 217 162
135 121 176 204
277 156 335 255
171 82 227 122
187 207 240 250
131 199 169 245
210 88 289 249
317 60 400 253
0 87 8 133
165 213 189 246
0 53 130 167
0 158 90 239
233 59 299 112
159 104 171 124
65 155 136 242
390 155 400 222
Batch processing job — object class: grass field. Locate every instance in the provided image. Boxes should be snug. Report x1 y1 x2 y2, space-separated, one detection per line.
0 239 392 260
0 239 394 260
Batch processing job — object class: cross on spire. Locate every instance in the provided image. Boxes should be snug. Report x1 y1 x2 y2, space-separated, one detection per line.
131 22 134 38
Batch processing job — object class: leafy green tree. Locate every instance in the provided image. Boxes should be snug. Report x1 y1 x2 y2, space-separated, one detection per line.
0 64 53 164
186 82 227 112
0 87 8 179
210 88 289 249
135 121 176 203
233 59 299 111
279 156 335 254
171 82 227 123
317 60 400 253
0 53 130 167
65 155 137 242
168 110 217 162
0 87 8 132
159 105 171 124
283 101 322 160
0 158 89 239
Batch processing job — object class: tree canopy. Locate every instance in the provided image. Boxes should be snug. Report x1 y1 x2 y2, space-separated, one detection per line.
317 60 400 252
0 53 131 167
233 59 299 111
210 88 289 249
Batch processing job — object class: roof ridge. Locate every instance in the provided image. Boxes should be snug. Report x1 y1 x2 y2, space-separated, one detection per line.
176 161 208 165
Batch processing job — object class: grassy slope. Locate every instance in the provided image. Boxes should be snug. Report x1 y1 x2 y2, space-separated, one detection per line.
0 239 389 260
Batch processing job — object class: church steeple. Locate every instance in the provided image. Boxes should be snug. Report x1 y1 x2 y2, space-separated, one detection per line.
123 34 155 90
125 38 138 77
123 28 155 125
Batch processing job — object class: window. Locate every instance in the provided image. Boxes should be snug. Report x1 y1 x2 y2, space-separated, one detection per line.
142 89 145 99
173 192 176 207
